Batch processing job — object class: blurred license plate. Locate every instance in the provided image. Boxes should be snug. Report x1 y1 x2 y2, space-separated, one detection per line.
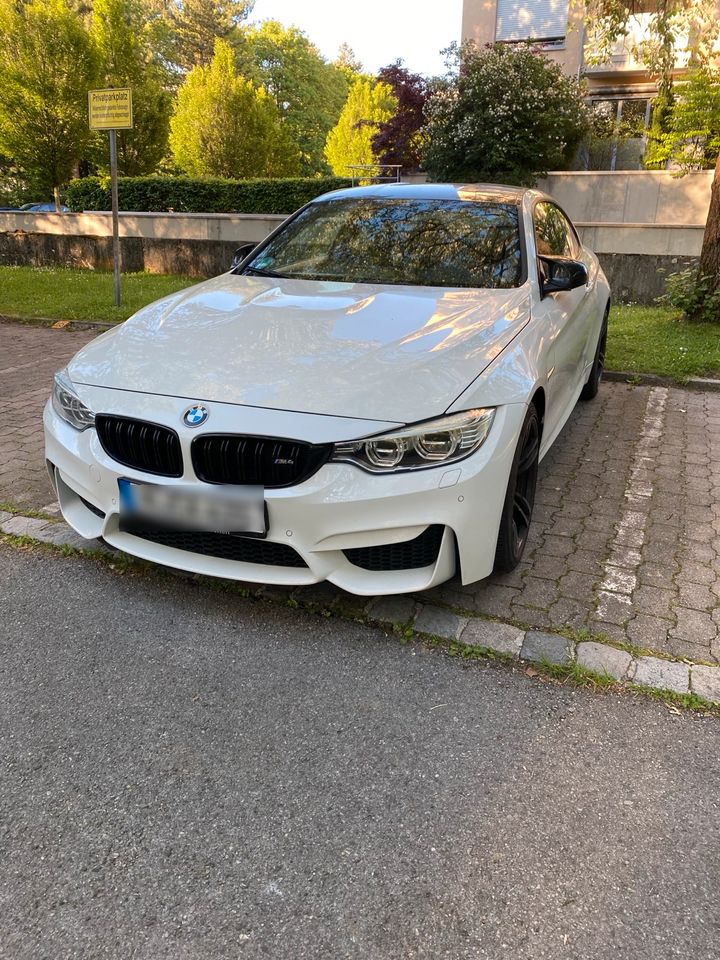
118 479 266 536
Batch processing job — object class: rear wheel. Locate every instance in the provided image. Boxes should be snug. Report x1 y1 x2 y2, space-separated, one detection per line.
580 311 608 402
493 406 540 574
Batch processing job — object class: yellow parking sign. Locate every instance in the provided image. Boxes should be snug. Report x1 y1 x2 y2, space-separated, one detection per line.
88 88 133 130
89 87 134 307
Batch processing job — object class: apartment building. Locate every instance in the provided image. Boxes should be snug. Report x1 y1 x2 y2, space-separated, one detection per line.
461 0 695 167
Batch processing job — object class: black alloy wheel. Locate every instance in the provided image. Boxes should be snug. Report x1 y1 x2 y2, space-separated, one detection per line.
580 311 609 401
493 405 540 573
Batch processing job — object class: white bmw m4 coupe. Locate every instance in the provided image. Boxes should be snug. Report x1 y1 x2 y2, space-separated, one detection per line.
44 184 610 596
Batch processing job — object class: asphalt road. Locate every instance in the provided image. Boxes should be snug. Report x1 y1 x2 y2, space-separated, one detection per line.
2 546 720 960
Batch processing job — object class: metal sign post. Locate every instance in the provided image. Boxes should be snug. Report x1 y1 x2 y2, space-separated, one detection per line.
88 88 133 307
108 129 121 307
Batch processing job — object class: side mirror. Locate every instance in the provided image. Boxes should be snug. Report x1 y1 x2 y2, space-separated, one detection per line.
538 256 588 297
231 242 256 270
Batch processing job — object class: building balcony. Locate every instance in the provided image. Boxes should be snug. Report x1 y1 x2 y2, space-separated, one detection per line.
583 12 690 74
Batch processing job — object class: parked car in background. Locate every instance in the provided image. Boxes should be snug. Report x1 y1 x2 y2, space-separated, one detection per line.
45 183 610 596
20 202 70 212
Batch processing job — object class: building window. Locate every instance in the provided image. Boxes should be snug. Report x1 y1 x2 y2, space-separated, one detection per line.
495 0 570 43
582 98 653 170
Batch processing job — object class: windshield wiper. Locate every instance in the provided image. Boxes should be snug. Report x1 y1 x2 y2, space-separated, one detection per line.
243 265 288 279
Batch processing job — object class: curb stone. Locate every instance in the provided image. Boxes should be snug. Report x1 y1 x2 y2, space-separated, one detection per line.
630 656 690 695
460 620 524 657
520 630 574 665
2 510 720 709
413 605 467 640
2 516 55 538
0 314 115 332
577 641 633 680
366 596 417 625
603 370 720 392
691 665 720 702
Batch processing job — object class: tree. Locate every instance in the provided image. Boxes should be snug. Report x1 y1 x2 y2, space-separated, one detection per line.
371 62 428 172
90 0 172 175
646 68 720 170
643 78 675 169
423 43 589 185
169 39 300 179
238 21 348 175
324 79 397 177
580 0 720 315
167 0 254 72
653 67 720 299
0 153 33 207
334 42 363 81
0 0 99 210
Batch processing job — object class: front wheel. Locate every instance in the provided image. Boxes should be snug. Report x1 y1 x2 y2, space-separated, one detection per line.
493 406 540 574
580 312 608 402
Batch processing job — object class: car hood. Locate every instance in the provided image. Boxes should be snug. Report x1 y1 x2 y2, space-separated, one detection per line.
69 275 531 423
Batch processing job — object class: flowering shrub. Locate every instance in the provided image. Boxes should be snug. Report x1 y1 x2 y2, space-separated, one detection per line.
423 43 590 185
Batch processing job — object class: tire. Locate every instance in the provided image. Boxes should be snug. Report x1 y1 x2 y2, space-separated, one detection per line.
580 311 608 402
493 405 540 574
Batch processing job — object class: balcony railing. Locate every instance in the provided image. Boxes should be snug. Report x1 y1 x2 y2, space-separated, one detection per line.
348 164 402 187
584 12 690 72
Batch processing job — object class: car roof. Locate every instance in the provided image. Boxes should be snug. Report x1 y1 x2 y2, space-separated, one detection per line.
316 182 533 204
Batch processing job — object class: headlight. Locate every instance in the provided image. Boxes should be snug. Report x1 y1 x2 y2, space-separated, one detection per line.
332 408 495 473
52 369 95 431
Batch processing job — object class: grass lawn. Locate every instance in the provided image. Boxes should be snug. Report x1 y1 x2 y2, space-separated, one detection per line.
0 266 718 381
607 304 720 381
0 265 197 323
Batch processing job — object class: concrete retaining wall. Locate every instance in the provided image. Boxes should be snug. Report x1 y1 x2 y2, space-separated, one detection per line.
0 224 693 300
537 170 712 226
0 233 246 278
0 211 285 277
537 172 710 290
594 253 698 304
0 210 286 242
0 171 712 300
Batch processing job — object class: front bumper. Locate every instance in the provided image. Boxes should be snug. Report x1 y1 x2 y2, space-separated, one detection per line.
43 388 526 596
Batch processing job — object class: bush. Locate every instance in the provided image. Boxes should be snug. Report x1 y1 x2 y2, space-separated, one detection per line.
65 175 352 214
661 268 720 324
423 42 590 185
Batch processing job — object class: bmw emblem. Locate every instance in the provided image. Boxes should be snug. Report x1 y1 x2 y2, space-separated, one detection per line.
183 404 209 427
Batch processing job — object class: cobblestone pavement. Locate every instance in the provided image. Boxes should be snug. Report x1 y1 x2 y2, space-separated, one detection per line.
1 322 96 507
3 320 719 662
433 382 720 663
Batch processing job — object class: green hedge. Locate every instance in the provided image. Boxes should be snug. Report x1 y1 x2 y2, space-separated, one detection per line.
65 175 353 214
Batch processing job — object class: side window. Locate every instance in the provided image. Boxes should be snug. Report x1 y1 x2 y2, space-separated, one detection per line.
534 202 576 258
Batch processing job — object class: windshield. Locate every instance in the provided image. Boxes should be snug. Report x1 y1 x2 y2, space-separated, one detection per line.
242 197 523 289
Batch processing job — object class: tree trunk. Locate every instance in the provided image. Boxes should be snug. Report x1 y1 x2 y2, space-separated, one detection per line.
53 185 62 213
699 154 720 286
